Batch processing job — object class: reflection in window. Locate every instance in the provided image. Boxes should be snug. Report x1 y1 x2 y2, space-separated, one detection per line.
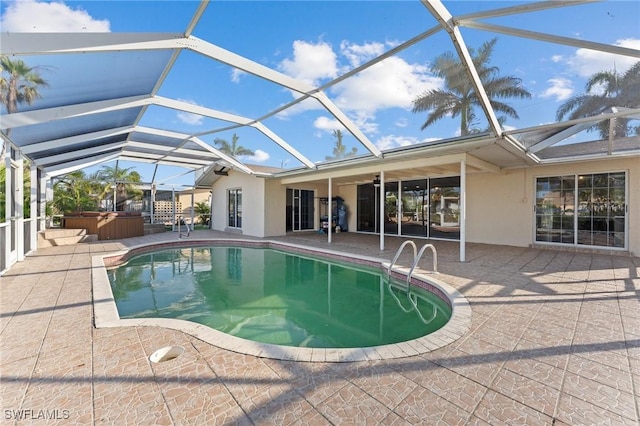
356 176 460 240
226 247 242 281
536 172 625 248
429 176 461 240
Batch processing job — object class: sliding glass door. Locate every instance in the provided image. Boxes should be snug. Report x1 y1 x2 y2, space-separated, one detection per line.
400 180 428 237
286 189 314 232
429 176 461 240
536 172 626 248
357 176 460 240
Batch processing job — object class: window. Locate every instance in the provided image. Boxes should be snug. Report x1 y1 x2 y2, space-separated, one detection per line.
356 176 460 240
536 172 626 248
228 188 242 228
286 189 314 231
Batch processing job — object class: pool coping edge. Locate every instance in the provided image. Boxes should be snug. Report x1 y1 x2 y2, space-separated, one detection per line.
91 238 471 363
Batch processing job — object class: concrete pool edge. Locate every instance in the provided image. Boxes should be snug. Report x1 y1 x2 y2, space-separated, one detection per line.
92 238 472 362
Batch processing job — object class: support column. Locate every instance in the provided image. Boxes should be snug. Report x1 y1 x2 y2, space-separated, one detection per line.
379 171 385 251
2 149 12 270
15 151 24 261
328 177 332 244
29 162 37 253
150 183 156 224
39 173 47 231
190 188 195 231
171 187 176 232
460 159 466 262
208 191 213 229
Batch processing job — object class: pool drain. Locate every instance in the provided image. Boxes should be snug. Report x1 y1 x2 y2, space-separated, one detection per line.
149 345 184 363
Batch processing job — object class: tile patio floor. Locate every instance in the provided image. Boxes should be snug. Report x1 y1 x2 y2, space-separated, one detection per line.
1 230 639 425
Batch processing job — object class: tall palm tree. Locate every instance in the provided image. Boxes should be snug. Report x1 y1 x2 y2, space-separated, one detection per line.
0 57 49 160
556 61 640 138
325 129 357 161
412 38 531 136
213 133 255 157
97 165 143 211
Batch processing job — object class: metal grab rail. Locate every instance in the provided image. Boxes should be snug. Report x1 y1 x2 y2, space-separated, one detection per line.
177 216 190 239
387 240 417 276
407 244 438 286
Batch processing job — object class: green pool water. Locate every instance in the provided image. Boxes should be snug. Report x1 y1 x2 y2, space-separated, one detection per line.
107 246 451 348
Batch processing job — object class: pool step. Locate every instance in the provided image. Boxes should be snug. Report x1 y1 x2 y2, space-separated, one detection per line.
37 228 98 248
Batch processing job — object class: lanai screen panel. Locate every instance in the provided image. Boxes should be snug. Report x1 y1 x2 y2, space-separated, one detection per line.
8 108 142 149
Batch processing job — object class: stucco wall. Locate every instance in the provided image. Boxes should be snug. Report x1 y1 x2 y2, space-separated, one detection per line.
211 171 266 237
213 156 638 255
467 157 639 256
264 179 286 237
337 185 358 233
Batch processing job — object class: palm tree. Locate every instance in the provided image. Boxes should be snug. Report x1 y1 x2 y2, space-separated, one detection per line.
213 133 255 157
53 171 97 213
325 129 357 161
556 61 640 138
194 201 211 226
0 57 49 160
97 165 143 211
412 38 531 136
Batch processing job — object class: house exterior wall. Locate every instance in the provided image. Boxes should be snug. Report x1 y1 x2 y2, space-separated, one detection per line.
466 157 639 256
211 156 638 256
211 171 266 236
264 179 286 237
338 184 358 233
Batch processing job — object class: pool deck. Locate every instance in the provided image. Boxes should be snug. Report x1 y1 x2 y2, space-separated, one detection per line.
1 230 639 425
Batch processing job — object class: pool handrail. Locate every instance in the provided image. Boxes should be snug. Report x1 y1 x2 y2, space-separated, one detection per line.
407 244 438 286
387 240 417 276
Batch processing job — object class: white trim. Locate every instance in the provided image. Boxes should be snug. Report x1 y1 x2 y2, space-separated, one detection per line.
532 170 629 251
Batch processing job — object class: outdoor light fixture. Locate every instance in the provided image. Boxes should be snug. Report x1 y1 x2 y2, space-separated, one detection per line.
373 175 380 187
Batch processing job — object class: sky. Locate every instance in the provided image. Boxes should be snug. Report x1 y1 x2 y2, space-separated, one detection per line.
1 0 639 187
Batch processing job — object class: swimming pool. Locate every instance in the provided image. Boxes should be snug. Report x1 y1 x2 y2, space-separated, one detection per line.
93 239 471 362
107 246 451 348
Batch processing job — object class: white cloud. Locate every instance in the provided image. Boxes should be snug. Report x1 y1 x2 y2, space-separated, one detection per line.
275 96 324 119
276 39 441 134
375 134 426 151
278 40 338 86
551 55 563 63
313 116 346 132
176 99 204 125
395 117 409 128
1 0 110 32
332 56 439 115
350 111 380 135
340 40 386 68
540 77 574 101
566 38 640 77
231 68 247 83
239 149 269 163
